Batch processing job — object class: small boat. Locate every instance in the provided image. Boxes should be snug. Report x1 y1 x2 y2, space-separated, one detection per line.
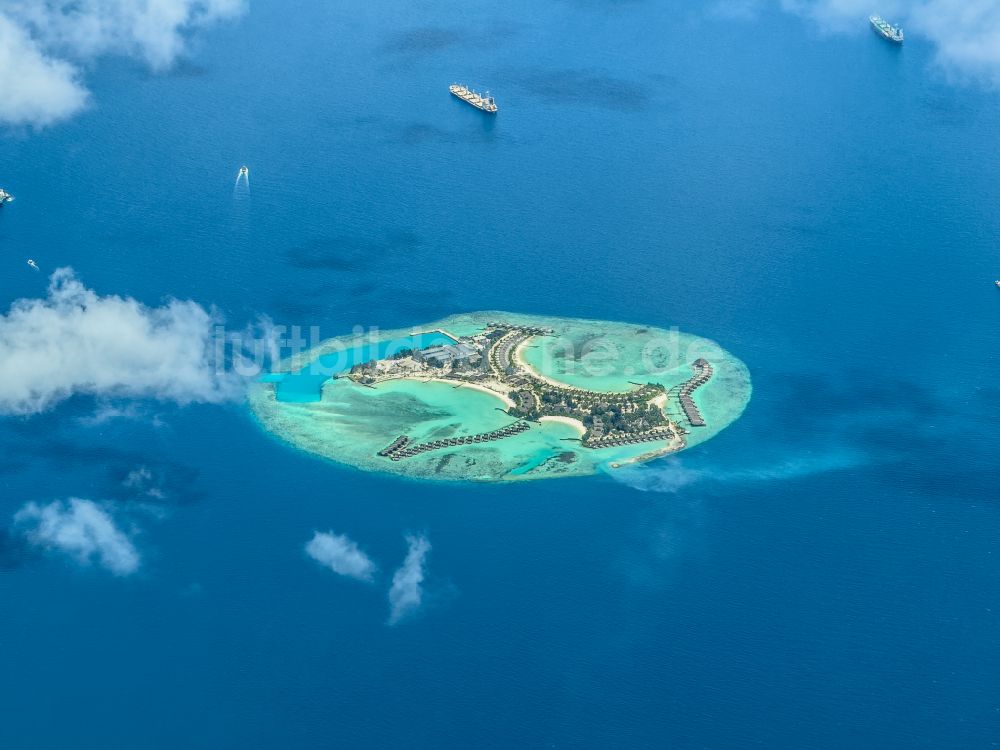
27 259 38 271
870 15 904 43
994 280 1000 289
449 84 498 113
238 166 249 177
0 188 13 204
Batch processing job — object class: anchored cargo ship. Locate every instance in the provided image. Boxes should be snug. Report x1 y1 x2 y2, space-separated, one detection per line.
870 15 903 43
0 188 13 204
449 84 498 113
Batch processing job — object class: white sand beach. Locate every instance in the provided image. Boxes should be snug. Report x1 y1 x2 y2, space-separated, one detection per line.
408 377 516 408
539 415 587 436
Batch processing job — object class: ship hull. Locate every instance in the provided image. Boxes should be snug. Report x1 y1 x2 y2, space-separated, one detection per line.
869 16 903 43
449 86 498 114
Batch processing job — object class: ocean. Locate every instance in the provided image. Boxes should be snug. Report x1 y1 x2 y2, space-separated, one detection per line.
1 1 999 747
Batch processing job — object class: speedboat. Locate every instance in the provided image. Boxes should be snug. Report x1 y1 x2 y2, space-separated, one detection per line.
239 166 249 177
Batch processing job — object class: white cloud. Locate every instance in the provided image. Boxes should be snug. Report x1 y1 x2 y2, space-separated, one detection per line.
0 0 245 127
76 401 162 427
780 0 1000 86
305 531 377 582
0 14 88 127
387 534 431 624
123 467 167 500
15 498 140 575
710 0 764 20
0 267 244 414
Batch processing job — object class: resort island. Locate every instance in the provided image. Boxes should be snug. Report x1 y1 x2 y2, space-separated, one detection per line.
248 312 751 482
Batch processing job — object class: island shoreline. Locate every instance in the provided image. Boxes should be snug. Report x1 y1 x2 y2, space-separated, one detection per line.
398 376 516 409
250 312 752 483
539 415 587 436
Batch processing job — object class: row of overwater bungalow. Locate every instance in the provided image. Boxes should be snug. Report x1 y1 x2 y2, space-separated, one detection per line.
380 422 531 461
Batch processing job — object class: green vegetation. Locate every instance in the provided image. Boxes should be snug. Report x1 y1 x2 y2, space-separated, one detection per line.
505 375 670 446
249 311 752 483
347 321 698 450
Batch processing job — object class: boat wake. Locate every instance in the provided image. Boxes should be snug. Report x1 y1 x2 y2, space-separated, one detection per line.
234 165 250 194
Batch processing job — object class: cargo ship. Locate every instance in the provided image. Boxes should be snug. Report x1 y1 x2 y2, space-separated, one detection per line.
449 84 498 113
870 15 903 43
0 188 13 204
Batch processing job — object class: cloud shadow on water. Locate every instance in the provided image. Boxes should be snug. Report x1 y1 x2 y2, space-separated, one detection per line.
104 462 203 507
380 22 522 57
0 405 205 507
381 27 466 54
399 120 498 146
0 526 36 572
511 69 652 112
285 230 423 272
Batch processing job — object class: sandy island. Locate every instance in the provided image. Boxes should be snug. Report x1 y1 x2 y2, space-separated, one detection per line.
250 311 752 483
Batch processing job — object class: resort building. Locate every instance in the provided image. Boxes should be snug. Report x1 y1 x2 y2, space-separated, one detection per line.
415 342 480 367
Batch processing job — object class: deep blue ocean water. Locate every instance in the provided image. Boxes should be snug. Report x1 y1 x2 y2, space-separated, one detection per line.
2 1 999 747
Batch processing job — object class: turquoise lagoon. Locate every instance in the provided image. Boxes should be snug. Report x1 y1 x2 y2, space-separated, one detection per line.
248 312 752 482
267 330 456 402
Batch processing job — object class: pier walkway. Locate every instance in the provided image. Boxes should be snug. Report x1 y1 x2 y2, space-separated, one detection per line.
378 422 531 461
586 427 677 449
672 359 713 427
